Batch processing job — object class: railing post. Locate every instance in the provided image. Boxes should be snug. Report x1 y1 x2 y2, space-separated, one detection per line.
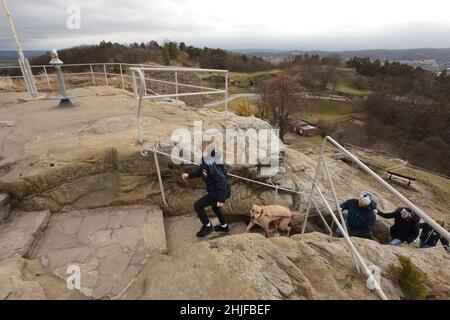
103 64 108 86
301 138 327 234
312 199 333 235
314 185 386 297
322 157 348 233
153 143 168 207
90 64 96 86
120 63 125 90
225 71 229 120
174 71 179 106
131 67 145 144
43 66 51 90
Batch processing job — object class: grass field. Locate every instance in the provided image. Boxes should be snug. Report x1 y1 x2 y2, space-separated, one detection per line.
284 133 324 150
228 69 280 81
295 99 368 123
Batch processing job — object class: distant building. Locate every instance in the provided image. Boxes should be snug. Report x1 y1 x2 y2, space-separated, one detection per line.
290 120 320 137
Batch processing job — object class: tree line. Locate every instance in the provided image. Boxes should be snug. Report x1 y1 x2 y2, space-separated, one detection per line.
28 40 273 73
279 53 343 93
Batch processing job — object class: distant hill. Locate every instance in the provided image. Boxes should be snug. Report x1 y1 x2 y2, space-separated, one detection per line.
233 48 450 71
0 50 47 65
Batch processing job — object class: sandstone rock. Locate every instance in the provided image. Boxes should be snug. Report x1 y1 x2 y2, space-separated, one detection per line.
0 257 85 300
123 232 450 300
0 193 10 223
0 210 50 260
32 205 167 299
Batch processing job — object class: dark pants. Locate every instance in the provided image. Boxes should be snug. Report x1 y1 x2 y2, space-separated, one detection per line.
194 194 227 226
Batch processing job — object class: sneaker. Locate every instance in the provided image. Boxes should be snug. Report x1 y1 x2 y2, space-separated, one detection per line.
214 224 230 233
196 224 213 237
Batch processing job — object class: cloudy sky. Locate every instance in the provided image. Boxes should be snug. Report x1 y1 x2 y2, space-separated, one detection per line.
1 0 450 51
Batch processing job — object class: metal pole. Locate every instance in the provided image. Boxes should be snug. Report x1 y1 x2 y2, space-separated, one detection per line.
103 64 108 86
224 72 229 120
43 66 51 90
312 199 333 235
315 185 386 299
174 71 179 106
90 64 96 86
301 138 327 234
153 143 168 207
132 68 145 144
120 64 125 90
54 64 73 107
324 136 450 243
322 157 348 233
2 0 38 97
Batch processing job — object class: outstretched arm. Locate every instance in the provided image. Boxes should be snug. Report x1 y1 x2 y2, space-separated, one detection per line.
188 166 201 179
377 210 397 219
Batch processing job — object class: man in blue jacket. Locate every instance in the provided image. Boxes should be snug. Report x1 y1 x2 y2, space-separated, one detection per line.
181 140 231 237
336 193 377 239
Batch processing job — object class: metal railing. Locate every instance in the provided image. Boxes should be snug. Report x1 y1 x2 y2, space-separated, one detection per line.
130 66 229 144
140 140 386 298
142 136 450 300
0 62 171 91
301 136 450 300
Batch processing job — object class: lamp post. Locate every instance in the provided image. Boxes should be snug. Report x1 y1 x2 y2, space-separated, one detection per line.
49 49 73 107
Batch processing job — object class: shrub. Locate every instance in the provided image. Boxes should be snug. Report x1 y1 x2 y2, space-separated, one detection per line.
235 101 257 117
389 255 427 300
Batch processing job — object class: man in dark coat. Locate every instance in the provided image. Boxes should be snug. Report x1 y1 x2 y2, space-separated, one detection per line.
336 193 377 239
181 140 231 237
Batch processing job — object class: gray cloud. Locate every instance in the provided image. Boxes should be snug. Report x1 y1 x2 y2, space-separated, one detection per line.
1 0 449 51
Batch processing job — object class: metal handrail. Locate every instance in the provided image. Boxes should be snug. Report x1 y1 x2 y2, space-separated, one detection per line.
301 135 450 300
316 136 450 242
130 66 229 143
142 143 387 299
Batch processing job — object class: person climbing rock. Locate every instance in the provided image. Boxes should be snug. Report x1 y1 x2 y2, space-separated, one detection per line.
418 218 449 251
181 139 231 237
376 207 420 246
336 193 377 239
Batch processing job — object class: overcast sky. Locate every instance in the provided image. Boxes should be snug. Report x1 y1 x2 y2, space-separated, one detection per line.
1 0 450 51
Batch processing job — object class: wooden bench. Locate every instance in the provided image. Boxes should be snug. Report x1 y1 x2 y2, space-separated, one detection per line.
387 171 416 186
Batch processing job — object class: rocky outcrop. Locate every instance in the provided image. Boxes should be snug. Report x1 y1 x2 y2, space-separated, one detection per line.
31 205 167 299
123 232 450 300
0 210 50 260
0 193 10 223
0 257 85 300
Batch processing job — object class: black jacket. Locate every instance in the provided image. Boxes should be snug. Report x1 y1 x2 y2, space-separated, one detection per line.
188 150 231 203
378 210 420 243
340 199 376 238
419 223 449 248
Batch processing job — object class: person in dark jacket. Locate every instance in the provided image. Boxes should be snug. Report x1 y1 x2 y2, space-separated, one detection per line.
336 193 377 239
419 218 449 251
376 207 420 246
181 140 231 237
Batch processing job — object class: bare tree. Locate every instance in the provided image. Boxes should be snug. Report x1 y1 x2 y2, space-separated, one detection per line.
258 73 306 142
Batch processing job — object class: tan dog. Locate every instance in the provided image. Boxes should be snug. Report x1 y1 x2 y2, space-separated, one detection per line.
244 204 306 237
